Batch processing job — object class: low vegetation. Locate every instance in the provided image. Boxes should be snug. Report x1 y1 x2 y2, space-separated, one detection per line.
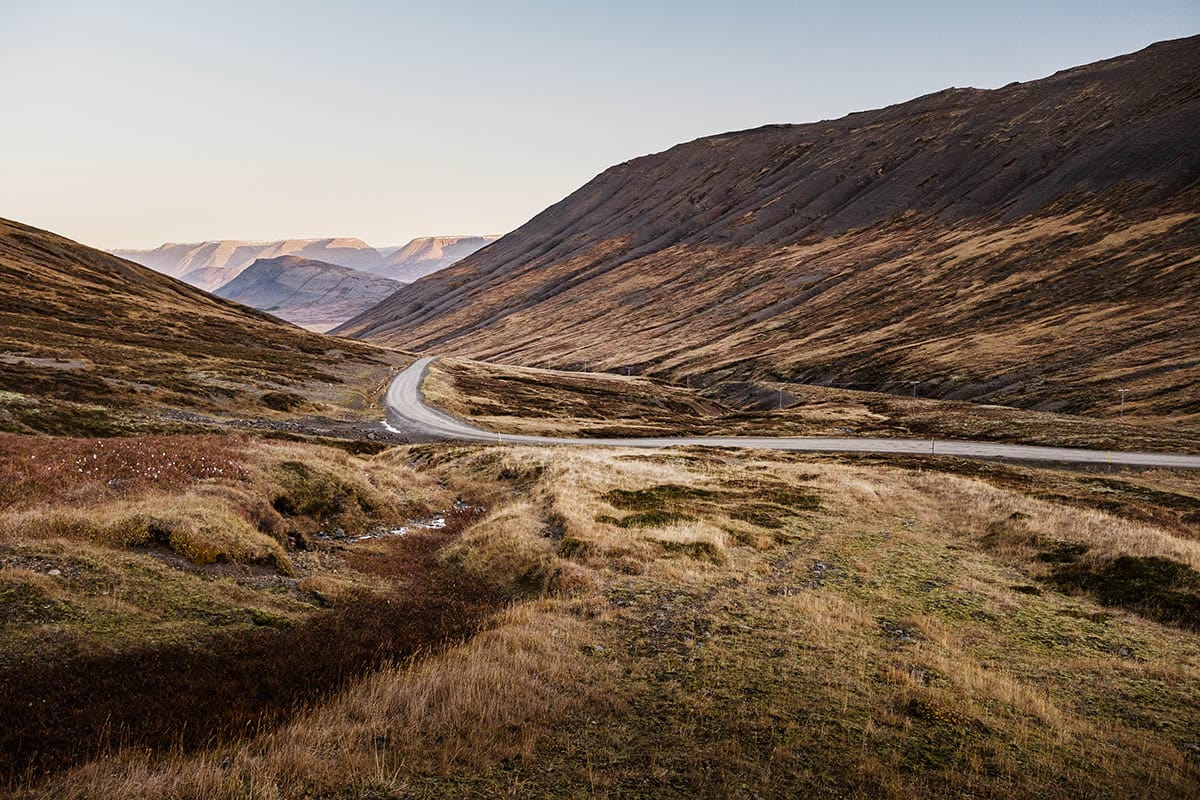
0 433 503 779
340 36 1200 422
424 356 1200 452
0 218 408 437
8 432 1200 798
6 35 1199 798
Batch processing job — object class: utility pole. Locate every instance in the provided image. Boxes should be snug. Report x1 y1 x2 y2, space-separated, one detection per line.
1118 388 1128 423
778 388 784 411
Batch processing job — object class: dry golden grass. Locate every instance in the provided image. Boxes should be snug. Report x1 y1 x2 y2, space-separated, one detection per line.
899 469 1200 570
437 500 573 596
0 434 453 591
425 355 1200 453
0 219 410 436
12 442 1200 798
0 432 493 782
422 356 723 437
36 600 611 800
9 493 293 572
352 195 1200 423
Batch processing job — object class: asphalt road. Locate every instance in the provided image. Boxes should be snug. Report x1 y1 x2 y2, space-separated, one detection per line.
384 357 1200 470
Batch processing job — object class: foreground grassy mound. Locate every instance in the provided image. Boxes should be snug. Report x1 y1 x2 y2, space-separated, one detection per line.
14 442 1200 798
0 433 508 777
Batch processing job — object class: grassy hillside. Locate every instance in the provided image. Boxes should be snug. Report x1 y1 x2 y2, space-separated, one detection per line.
0 433 496 780
10 437 1200 798
337 37 1200 422
0 218 401 435
422 356 1200 453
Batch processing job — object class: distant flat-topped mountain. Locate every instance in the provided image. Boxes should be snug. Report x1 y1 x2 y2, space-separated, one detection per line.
214 256 404 332
112 238 384 291
336 36 1200 420
114 234 498 292
371 236 499 282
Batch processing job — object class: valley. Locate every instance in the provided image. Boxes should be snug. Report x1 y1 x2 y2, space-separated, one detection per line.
115 235 497 292
2 26 1199 800
0 219 409 439
337 37 1200 424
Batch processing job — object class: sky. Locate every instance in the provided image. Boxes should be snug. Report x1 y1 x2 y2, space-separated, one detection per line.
0 1 1196 250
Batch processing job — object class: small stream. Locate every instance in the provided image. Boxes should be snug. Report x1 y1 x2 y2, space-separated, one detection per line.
316 500 486 542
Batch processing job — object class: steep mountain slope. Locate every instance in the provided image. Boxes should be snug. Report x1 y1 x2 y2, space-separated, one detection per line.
371 236 498 282
337 37 1200 421
0 219 394 434
215 256 404 332
114 238 384 290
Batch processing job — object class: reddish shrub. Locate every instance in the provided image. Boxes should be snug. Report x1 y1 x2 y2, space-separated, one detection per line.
0 434 249 508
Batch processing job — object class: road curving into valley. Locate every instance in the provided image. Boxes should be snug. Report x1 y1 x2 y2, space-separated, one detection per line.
384 357 1200 470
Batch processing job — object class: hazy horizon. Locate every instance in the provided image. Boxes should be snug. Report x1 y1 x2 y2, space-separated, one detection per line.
1 0 1196 251
109 233 503 252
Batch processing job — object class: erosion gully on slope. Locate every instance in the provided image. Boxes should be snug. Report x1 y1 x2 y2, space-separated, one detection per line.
0 504 497 783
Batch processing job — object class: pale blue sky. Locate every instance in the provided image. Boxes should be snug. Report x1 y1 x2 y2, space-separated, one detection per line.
1 1 1196 249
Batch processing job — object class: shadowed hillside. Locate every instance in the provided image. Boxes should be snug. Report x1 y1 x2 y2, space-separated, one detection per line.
214 255 404 332
0 219 395 434
336 36 1200 421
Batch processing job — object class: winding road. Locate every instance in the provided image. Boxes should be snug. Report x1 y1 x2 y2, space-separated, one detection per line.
384 357 1200 470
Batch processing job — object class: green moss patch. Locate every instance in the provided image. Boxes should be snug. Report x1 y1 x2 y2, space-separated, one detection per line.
1050 556 1200 630
0 578 73 627
762 485 821 510
652 539 725 562
603 484 718 511
598 510 695 529
260 391 307 412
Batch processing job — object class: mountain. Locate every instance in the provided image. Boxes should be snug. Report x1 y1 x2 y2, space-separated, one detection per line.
214 256 405 332
113 236 497 292
113 238 384 291
336 37 1200 420
370 235 499 282
0 218 391 433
